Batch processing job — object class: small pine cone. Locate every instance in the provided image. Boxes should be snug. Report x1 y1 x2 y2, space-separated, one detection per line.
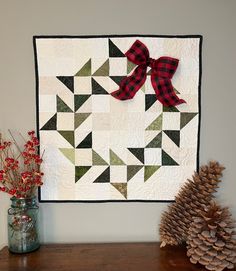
187 201 236 271
160 161 225 247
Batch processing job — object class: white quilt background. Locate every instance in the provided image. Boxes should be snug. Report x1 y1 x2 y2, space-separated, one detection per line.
35 36 200 201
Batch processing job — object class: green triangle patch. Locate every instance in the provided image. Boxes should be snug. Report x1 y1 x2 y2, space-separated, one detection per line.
128 148 144 164
164 130 180 147
58 131 74 147
75 59 91 76
141 84 145 93
162 150 179 166
146 132 162 148
76 132 92 148
109 39 125 57
92 78 108 94
59 148 75 164
57 95 73 112
110 76 125 85
110 149 125 165
163 106 179 112
57 76 74 93
92 150 108 165
111 183 127 198
92 59 109 76
74 113 91 129
180 113 198 129
41 113 57 130
146 114 162 130
74 95 90 112
146 94 157 111
127 61 136 74
144 166 160 182
147 69 152 75
174 88 180 94
127 165 143 181
75 166 91 183
93 167 110 183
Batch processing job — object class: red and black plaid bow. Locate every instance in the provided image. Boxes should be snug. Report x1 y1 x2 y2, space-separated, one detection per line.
111 40 186 107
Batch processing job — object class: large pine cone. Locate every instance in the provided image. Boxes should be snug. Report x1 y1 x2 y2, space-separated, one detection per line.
160 161 225 247
187 201 236 271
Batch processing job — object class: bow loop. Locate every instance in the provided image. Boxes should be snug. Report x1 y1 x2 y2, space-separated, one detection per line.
111 40 186 107
125 40 149 65
152 56 179 79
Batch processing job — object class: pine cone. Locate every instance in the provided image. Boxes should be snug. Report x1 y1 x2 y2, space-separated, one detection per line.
187 201 236 271
159 161 225 247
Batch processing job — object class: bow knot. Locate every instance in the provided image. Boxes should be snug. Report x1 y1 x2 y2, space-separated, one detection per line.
146 58 155 69
111 40 186 107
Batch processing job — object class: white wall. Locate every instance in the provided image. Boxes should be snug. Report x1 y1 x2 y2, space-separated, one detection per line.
0 0 236 249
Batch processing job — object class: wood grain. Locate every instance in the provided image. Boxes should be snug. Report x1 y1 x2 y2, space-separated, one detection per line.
0 243 234 271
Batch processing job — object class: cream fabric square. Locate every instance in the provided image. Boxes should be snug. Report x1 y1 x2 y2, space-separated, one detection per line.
110 130 128 148
57 113 74 130
110 96 128 113
127 113 145 131
74 77 92 94
39 95 56 112
127 90 145 112
110 166 127 183
75 149 92 166
128 131 145 148
92 95 110 112
162 112 181 130
93 113 110 130
144 148 162 165
92 131 110 149
90 39 109 61
110 112 127 131
109 58 127 76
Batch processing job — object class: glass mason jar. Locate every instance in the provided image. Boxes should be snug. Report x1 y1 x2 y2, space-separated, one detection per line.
8 196 40 253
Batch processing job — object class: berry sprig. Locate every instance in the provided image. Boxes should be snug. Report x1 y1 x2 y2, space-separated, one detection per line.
0 131 44 198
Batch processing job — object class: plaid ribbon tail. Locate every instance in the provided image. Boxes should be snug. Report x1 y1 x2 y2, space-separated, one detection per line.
111 65 147 100
151 74 186 107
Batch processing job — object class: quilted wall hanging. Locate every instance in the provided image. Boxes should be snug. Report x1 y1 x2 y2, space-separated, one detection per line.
34 35 202 202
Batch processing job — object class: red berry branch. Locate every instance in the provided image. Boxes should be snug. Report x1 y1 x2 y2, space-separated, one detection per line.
0 131 44 198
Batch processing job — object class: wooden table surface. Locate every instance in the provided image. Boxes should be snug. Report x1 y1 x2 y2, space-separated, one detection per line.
0 242 234 271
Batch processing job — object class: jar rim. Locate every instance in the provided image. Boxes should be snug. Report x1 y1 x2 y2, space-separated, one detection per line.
10 196 38 208
11 196 37 200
